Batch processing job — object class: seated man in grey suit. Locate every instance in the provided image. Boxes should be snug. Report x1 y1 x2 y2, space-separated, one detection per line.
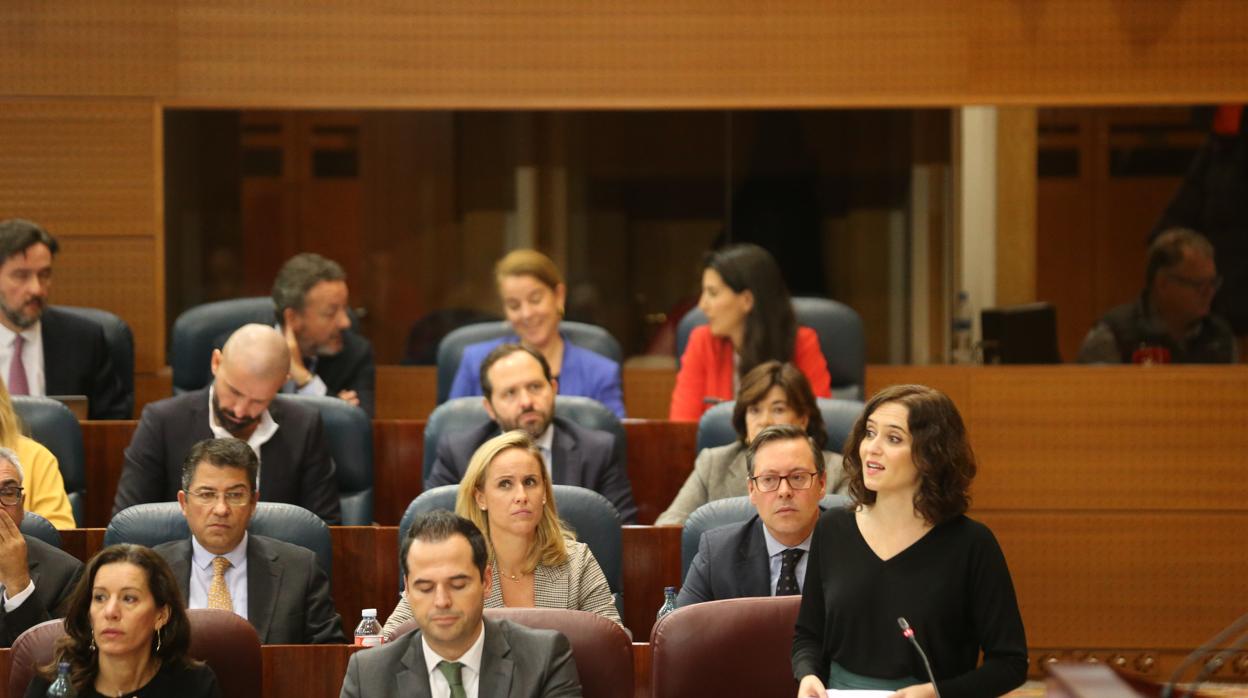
678 424 827 607
0 446 83 647
341 509 581 698
426 343 637 523
114 323 342 524
154 437 345 644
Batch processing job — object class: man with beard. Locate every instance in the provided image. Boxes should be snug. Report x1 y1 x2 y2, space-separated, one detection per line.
113 323 342 523
272 253 375 417
426 343 637 522
0 219 128 419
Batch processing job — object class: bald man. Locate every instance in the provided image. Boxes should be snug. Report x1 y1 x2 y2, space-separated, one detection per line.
114 324 341 523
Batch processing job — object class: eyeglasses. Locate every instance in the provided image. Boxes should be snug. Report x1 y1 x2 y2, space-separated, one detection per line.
0 486 23 506
1167 273 1223 293
749 471 818 492
185 488 253 507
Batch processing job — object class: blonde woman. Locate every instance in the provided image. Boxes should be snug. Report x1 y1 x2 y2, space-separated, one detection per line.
0 377 73 528
383 430 621 639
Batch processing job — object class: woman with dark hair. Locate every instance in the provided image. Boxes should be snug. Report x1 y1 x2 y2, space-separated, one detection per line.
25 544 220 697
793 385 1027 698
656 361 844 525
669 243 831 421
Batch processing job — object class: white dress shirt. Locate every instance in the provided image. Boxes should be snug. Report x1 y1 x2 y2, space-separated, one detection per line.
206 385 279 489
762 526 813 596
534 424 555 477
421 621 485 698
187 532 250 619
0 322 45 396
2 579 36 612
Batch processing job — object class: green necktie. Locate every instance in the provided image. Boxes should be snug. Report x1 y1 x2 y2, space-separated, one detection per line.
437 660 467 698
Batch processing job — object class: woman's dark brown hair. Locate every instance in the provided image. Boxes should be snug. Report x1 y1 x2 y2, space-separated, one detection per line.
731 361 827 449
703 243 796 377
843 384 976 525
42 544 196 691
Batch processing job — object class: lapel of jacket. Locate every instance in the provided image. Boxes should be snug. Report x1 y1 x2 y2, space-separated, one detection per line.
398 632 433 697
245 537 282 642
736 517 773 597
168 540 193 601
38 311 64 392
550 420 581 487
478 618 515 698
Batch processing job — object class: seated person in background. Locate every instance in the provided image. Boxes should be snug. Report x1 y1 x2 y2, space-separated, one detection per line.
24 544 220 698
384 430 621 640
1078 228 1237 363
343 510 581 698
0 447 82 647
272 252 376 417
657 361 844 526
113 324 342 524
678 424 828 607
429 343 636 523
0 218 129 419
0 375 73 528
154 438 344 644
670 243 831 421
450 249 625 419
794 385 1027 697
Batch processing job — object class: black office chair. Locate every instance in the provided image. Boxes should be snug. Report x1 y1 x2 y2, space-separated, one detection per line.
56 305 135 418
695 398 864 453
12 397 86 527
104 502 333 578
19 511 61 549
435 321 624 403
676 296 866 399
680 494 850 580
283 394 373 525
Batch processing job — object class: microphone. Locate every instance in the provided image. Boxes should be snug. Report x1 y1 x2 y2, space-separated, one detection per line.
1160 608 1248 698
897 617 942 698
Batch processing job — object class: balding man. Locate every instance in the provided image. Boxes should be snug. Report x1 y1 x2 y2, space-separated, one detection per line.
113 324 341 523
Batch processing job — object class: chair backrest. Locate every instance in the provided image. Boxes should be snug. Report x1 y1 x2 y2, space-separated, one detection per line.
422 396 626 487
55 305 135 418
19 511 61 549
105 502 333 578
13 397 86 527
681 494 849 580
650 595 802 698
399 484 622 598
170 297 277 394
282 395 373 525
695 398 865 453
675 296 866 399
435 321 624 403
8 611 262 698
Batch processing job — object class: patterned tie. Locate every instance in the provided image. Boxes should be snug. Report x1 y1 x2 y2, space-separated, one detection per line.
776 548 805 596
8 335 28 395
207 556 233 611
437 660 467 698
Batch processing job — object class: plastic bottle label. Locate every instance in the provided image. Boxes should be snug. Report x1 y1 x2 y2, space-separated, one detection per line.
355 634 384 647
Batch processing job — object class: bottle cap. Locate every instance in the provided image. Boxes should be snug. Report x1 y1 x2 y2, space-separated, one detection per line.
362 608 377 616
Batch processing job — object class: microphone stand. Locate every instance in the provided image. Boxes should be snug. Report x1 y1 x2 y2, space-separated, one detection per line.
1160 608 1248 698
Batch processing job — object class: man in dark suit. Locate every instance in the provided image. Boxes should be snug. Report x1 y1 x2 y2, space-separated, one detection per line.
678 424 827 606
154 437 344 644
0 446 83 647
340 510 581 698
113 323 342 524
0 219 128 419
425 343 637 523
272 252 376 417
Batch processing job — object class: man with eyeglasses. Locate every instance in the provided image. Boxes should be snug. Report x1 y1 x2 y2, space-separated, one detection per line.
152 437 345 644
0 446 82 647
1079 228 1238 364
678 424 829 606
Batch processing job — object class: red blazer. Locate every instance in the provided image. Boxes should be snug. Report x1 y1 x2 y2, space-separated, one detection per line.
669 325 832 421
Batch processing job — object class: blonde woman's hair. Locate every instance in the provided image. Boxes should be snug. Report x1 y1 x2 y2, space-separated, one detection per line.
494 249 564 292
0 377 23 448
455 430 570 572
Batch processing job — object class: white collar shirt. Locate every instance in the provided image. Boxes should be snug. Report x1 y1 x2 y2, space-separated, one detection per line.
0 322 45 396
188 532 250 619
206 385 279 489
534 423 555 477
421 621 485 698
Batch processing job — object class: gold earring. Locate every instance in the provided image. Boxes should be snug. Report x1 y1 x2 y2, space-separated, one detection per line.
156 627 162 652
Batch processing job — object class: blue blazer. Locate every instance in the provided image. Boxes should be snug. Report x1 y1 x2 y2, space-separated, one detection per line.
448 333 626 418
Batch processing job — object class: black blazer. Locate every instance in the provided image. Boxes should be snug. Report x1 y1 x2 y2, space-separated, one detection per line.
677 514 772 607
41 307 129 419
309 331 376 418
154 535 345 645
426 416 637 523
0 536 84 647
112 389 342 524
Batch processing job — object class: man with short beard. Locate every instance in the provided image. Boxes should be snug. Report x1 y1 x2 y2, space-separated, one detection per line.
113 323 342 523
0 219 129 419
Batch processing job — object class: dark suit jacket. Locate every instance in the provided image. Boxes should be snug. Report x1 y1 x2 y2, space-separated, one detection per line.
339 617 581 698
40 307 129 419
677 515 772 607
154 534 344 644
113 389 343 524
309 331 376 418
0 536 84 647
426 417 637 523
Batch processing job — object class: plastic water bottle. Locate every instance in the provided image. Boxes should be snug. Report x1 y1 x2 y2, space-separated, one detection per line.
46 661 76 697
656 586 678 621
951 291 975 364
354 608 383 647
